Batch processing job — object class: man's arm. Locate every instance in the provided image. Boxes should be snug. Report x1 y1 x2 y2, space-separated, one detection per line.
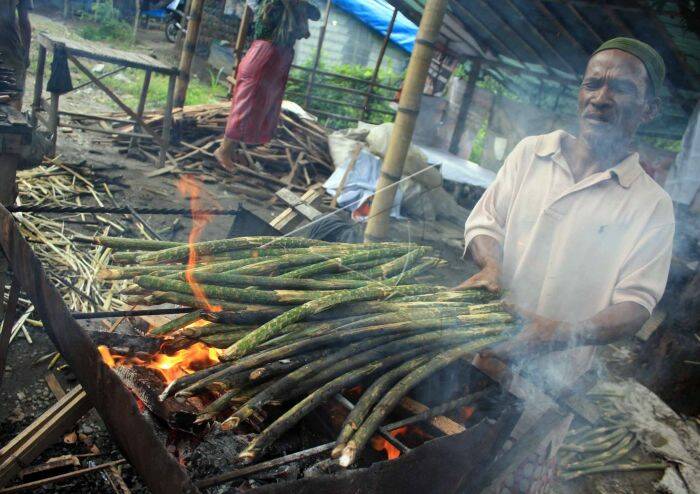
17 0 32 65
455 235 502 292
488 301 649 362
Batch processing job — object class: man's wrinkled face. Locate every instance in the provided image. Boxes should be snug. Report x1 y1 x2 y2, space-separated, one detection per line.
578 49 656 149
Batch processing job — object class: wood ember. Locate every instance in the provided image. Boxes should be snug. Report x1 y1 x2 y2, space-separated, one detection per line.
109 103 335 202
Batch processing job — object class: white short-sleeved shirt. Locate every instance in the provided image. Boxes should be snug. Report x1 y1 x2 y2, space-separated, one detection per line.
464 130 674 387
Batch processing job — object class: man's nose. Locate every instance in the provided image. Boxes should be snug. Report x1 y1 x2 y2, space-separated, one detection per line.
590 84 614 107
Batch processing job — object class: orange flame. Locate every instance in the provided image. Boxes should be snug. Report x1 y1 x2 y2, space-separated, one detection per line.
98 342 221 384
459 406 475 422
177 175 222 313
371 426 408 461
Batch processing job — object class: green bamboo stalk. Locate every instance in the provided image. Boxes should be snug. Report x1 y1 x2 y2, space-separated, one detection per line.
200 332 255 348
278 247 409 279
148 310 203 336
332 307 506 332
333 355 433 457
221 334 404 429
98 265 183 280
334 247 431 280
185 272 367 290
559 462 666 481
196 349 332 422
94 236 183 250
177 323 256 338
202 307 289 325
228 327 506 431
221 284 439 359
135 276 333 305
383 258 444 285
562 435 636 471
339 335 507 467
138 237 333 264
232 249 396 277
560 428 628 453
149 291 273 312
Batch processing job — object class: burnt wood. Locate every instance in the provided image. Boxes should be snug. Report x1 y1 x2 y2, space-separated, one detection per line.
0 204 199 494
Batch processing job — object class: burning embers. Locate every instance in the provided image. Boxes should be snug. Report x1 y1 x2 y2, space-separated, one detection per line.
98 341 220 384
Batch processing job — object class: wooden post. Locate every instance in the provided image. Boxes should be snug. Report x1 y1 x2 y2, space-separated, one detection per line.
30 45 47 127
63 0 70 18
448 59 481 155
304 0 332 109
233 4 253 76
362 7 398 122
173 0 205 108
133 0 141 39
129 69 152 150
47 93 60 156
364 0 448 242
159 74 177 168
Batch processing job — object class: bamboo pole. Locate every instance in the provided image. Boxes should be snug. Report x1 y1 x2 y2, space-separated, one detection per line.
362 7 398 121
448 60 482 154
232 4 253 78
364 0 448 242
304 0 332 109
173 0 205 108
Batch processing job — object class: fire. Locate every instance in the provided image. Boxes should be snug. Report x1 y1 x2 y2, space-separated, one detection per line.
371 426 408 461
177 175 222 313
459 406 475 422
98 342 221 384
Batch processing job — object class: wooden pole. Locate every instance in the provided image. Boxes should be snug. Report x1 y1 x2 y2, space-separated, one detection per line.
364 0 448 242
448 59 481 155
173 0 205 108
304 0 332 109
362 7 398 122
233 5 253 77
132 0 140 39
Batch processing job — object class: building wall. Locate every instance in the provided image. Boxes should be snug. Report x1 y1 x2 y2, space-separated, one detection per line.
293 3 408 74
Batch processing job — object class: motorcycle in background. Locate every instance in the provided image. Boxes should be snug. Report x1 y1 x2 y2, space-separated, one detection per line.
165 0 186 43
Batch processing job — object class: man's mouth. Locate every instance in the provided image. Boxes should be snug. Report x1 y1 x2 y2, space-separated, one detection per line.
583 114 612 126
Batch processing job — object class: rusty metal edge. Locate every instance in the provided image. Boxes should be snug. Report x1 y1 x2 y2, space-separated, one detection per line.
0 205 199 494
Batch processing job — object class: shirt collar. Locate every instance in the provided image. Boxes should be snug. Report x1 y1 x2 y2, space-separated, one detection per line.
534 130 644 189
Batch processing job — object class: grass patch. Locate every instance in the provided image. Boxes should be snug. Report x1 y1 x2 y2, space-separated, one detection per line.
117 69 229 110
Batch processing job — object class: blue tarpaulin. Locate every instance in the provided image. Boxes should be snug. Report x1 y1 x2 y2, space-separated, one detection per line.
331 0 418 53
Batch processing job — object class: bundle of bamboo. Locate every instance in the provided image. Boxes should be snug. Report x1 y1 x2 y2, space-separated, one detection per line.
96 235 516 466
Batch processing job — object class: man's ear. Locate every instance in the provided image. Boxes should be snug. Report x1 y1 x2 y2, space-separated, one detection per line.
643 96 661 124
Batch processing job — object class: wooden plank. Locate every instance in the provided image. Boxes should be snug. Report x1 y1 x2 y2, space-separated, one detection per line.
43 373 66 399
270 187 324 233
37 33 177 75
399 397 465 435
275 188 323 222
0 386 90 487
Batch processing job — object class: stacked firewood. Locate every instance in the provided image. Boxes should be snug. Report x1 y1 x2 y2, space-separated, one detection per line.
95 235 517 466
110 103 334 202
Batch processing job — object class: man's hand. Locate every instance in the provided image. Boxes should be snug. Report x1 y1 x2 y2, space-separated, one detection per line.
454 264 501 292
479 310 570 365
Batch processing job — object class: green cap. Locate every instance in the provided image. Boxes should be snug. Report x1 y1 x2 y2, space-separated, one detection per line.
593 37 666 96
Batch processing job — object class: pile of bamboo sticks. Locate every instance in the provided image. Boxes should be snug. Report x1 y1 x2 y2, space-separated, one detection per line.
557 392 665 481
14 161 130 316
96 235 516 465
110 103 334 202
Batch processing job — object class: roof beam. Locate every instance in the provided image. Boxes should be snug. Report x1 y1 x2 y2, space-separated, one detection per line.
468 0 559 78
501 0 580 75
533 0 591 62
542 0 644 12
450 1 526 65
565 1 604 47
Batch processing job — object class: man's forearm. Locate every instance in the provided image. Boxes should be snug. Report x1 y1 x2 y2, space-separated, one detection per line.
565 302 649 346
467 235 503 270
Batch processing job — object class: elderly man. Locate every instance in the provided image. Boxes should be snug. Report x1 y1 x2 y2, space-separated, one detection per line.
0 0 32 110
461 38 674 386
